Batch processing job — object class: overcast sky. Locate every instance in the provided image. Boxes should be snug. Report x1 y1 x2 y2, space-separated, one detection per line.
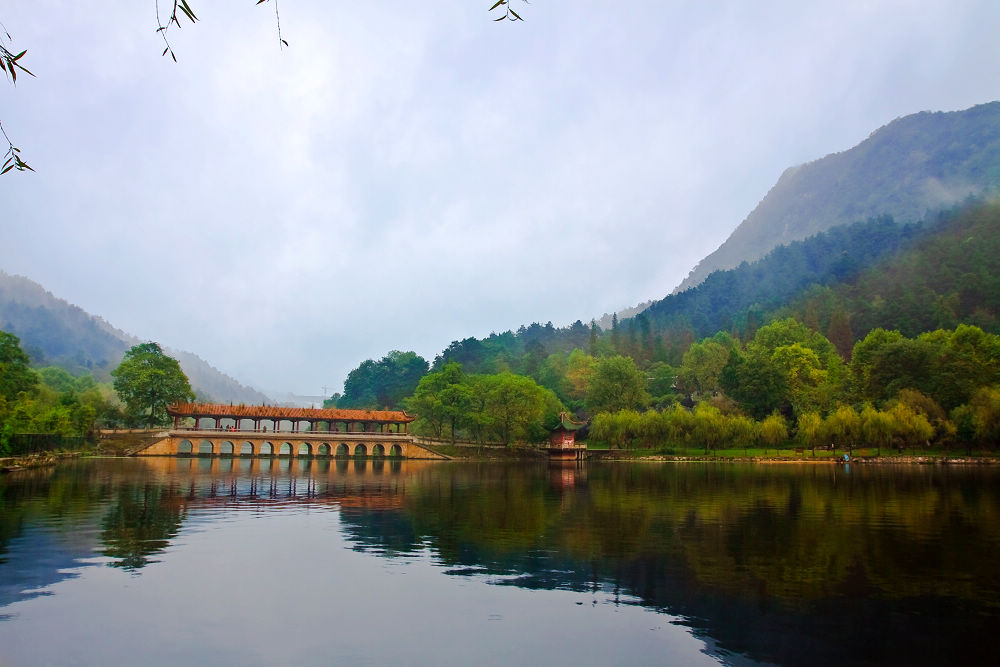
3 1 999 396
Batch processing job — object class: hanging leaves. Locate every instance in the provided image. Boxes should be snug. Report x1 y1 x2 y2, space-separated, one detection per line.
489 0 527 22
1 122 33 175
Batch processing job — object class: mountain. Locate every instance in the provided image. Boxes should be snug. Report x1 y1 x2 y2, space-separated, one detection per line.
0 271 270 404
673 102 1000 294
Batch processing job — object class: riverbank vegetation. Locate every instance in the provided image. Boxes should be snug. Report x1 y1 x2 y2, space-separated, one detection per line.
327 200 1000 453
0 333 192 455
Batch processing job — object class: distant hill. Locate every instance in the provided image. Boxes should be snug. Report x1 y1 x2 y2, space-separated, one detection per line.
673 102 1000 294
640 213 924 342
0 271 270 404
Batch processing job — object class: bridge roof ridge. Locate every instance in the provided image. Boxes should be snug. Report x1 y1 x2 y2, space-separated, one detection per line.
167 402 415 423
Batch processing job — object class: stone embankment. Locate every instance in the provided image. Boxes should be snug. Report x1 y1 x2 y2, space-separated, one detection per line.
588 452 1000 464
1 451 82 473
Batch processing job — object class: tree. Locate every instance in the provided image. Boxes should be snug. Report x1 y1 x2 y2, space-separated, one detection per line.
340 350 429 409
0 330 37 400
112 343 193 428
407 362 471 441
797 411 822 456
586 356 649 415
675 334 737 400
720 348 787 419
478 372 562 445
759 412 789 453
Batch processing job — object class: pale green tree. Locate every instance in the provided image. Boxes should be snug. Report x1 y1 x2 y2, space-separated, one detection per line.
759 412 789 454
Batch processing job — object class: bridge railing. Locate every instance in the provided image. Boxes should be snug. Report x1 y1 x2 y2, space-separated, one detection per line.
173 427 410 436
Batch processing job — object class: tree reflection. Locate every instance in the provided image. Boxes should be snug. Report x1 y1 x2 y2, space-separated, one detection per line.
100 483 184 571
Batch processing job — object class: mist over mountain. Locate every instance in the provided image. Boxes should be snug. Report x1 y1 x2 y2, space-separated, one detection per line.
673 102 1000 294
0 271 270 404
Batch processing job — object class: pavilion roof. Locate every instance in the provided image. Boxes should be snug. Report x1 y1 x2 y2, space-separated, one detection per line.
167 402 416 423
551 412 586 432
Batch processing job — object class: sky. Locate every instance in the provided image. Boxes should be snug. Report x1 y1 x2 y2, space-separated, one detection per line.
3 1 999 397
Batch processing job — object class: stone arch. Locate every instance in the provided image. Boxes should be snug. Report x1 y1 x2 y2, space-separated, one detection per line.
336 443 349 457
198 440 214 455
372 444 385 457
178 439 193 454
260 441 274 456
220 441 234 456
279 442 293 456
318 443 331 456
389 444 402 457
240 441 254 456
298 442 313 456
354 443 367 457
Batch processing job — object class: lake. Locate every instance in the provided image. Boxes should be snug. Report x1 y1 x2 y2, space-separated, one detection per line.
1 458 998 666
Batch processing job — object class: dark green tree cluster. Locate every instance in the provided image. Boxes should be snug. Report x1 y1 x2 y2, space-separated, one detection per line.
405 362 563 445
336 350 429 410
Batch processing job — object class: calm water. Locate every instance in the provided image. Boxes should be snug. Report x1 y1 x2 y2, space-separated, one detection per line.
1 458 998 666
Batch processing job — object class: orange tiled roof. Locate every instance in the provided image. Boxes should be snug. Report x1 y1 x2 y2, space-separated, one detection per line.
167 402 415 422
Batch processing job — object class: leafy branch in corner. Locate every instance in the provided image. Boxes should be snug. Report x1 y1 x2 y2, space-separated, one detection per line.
1 23 34 175
1 122 33 174
489 0 528 22
155 0 199 62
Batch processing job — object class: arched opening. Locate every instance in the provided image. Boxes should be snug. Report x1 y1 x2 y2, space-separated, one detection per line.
336 443 349 457
240 441 254 456
389 444 402 458
178 439 193 455
220 441 234 456
298 443 312 456
260 441 274 456
279 442 293 456
372 444 385 457
318 443 331 456
354 444 367 457
198 440 214 455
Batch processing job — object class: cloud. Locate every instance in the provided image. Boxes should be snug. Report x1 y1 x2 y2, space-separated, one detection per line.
3 0 999 394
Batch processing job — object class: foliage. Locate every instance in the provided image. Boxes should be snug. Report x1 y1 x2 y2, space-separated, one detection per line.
586 356 650 415
0 330 37 400
0 329 121 439
407 364 562 445
111 342 193 428
675 333 738 399
339 350 429 409
643 215 920 341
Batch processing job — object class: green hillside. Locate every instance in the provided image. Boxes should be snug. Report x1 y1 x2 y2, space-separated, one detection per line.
675 101 1000 293
0 271 270 404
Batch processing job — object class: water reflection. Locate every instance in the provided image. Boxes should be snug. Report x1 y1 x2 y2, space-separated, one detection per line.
1 458 998 665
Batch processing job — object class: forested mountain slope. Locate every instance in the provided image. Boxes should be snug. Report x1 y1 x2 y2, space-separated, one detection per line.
420 198 999 380
641 214 923 343
674 101 1000 293
781 199 1000 341
0 271 270 404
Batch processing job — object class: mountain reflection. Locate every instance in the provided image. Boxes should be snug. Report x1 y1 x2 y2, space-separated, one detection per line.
2 458 998 665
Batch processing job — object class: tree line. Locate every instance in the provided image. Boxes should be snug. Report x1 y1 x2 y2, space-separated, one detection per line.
1 331 194 454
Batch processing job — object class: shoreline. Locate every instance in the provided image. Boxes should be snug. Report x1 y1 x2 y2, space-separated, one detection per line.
4 450 1000 473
